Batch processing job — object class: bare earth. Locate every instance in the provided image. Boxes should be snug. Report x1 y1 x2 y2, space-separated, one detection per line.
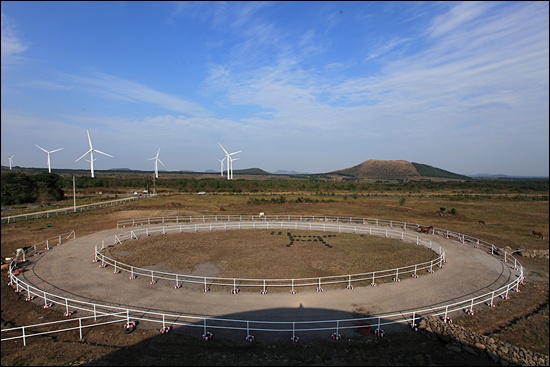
1 197 548 366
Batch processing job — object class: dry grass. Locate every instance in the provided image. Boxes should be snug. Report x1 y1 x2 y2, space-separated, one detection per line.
1 190 548 365
107 229 437 279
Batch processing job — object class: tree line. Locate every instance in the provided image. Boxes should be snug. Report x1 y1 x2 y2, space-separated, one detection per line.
1 172 548 206
1 172 64 205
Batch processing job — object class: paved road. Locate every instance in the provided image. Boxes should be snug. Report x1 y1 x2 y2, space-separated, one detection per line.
18 222 521 341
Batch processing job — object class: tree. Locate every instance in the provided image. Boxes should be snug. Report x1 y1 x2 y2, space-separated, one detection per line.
1 172 64 206
1 172 37 205
34 172 65 203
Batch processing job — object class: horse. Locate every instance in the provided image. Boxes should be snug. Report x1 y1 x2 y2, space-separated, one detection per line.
15 246 33 258
532 230 544 239
418 225 433 234
478 220 485 225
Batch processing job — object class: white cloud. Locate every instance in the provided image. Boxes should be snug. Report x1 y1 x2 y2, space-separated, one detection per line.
1 2 547 175
1 11 29 67
65 72 211 117
427 1 492 39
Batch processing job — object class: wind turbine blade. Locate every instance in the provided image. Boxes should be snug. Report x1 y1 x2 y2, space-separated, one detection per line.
36 145 48 153
87 130 93 149
157 158 165 166
75 149 92 162
94 149 113 158
218 143 229 155
156 148 161 158
229 150 242 156
50 148 64 153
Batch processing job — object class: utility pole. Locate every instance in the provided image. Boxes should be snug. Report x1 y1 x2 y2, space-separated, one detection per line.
73 176 76 212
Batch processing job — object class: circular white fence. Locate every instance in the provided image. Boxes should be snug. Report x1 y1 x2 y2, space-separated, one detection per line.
2 215 524 346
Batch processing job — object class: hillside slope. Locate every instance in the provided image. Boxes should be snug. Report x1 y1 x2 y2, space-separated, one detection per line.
331 159 471 180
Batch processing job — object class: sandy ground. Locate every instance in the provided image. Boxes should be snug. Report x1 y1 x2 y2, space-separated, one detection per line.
15 221 520 342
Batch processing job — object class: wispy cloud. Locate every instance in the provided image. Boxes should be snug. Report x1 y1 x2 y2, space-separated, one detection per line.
1 2 547 175
365 37 411 62
65 72 211 117
170 1 272 32
427 1 492 39
202 0 548 145
23 80 74 91
1 11 29 67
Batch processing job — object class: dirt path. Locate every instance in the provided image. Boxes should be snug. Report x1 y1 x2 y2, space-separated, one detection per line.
17 222 520 341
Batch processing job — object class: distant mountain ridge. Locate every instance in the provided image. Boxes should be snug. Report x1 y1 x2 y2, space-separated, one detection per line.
8 161 546 180
330 159 471 180
273 170 306 175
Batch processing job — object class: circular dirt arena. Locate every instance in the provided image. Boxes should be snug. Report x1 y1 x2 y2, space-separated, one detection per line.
18 220 520 342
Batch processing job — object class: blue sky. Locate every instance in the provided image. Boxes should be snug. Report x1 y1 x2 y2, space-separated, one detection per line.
1 1 548 177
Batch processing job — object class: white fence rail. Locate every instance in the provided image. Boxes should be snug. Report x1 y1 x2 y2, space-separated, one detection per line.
96 221 445 291
1 196 142 224
117 215 415 229
2 217 524 346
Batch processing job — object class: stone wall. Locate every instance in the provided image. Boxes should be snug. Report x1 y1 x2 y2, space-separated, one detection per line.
417 316 549 366
518 249 549 259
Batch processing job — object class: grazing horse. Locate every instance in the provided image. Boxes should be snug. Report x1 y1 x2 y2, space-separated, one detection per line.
478 220 485 225
418 225 433 234
532 230 544 239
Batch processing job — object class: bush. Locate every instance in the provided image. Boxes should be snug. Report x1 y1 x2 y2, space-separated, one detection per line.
1 172 64 205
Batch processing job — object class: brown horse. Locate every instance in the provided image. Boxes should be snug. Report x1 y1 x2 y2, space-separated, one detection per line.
478 220 485 225
418 225 433 234
532 230 544 239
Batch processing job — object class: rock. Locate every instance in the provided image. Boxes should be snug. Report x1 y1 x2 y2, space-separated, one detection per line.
488 351 500 363
445 343 462 353
474 342 486 351
462 345 477 355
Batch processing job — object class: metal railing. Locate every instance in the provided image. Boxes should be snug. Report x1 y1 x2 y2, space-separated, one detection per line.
116 215 412 228
2 217 524 346
96 221 445 291
1 197 142 224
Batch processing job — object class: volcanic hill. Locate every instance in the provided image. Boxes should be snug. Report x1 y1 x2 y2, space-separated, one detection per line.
330 160 471 180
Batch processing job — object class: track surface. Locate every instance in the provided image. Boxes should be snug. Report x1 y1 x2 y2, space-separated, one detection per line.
19 222 520 340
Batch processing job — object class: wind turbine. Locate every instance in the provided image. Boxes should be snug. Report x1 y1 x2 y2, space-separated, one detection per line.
35 145 63 173
229 157 240 180
217 156 226 177
218 143 241 180
148 148 165 179
8 155 14 170
75 130 113 178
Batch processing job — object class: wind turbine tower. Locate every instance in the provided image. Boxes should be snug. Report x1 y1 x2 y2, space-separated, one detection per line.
36 145 63 173
229 157 240 179
75 130 113 178
148 148 165 179
218 143 241 180
8 155 14 170
217 157 226 177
